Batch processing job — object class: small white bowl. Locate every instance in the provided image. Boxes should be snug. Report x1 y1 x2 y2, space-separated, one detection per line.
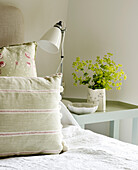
68 102 98 115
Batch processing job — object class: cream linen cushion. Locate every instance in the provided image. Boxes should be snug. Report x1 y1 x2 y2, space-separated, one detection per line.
0 42 37 77
0 74 63 157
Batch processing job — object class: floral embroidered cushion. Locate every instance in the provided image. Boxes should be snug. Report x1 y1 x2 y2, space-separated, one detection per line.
0 74 64 157
0 42 37 77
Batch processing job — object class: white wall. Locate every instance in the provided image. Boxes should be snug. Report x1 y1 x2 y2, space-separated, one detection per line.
64 0 138 142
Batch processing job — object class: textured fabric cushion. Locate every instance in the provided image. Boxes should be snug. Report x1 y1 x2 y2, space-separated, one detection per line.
0 74 63 157
0 5 24 48
0 42 37 77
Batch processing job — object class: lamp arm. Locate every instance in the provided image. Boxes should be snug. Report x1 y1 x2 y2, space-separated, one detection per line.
61 29 66 58
56 58 64 73
60 29 66 73
56 27 66 74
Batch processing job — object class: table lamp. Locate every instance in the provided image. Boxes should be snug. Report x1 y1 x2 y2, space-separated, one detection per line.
38 21 66 74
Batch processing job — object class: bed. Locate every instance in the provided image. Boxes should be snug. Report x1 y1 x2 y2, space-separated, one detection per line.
1 124 138 170
0 5 138 170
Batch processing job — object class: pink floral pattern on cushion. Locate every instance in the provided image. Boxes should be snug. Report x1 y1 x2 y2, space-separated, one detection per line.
25 53 31 59
0 61 5 67
0 42 37 77
15 61 18 65
0 53 3 59
26 62 31 66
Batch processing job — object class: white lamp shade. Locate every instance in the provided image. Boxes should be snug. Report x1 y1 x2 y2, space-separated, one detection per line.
38 27 62 54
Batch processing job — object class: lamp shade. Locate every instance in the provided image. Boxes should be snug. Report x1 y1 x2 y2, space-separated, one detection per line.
38 27 62 54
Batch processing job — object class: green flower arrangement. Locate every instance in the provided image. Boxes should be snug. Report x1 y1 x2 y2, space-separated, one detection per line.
72 53 127 90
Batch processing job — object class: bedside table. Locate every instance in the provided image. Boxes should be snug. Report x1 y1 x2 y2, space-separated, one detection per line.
63 98 138 145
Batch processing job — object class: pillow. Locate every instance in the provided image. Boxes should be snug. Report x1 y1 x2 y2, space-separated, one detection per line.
0 42 37 77
0 74 64 157
60 101 80 127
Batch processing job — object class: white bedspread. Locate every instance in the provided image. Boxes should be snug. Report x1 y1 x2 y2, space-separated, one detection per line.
0 126 138 170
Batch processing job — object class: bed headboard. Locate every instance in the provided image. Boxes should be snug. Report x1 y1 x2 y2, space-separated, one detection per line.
0 5 24 47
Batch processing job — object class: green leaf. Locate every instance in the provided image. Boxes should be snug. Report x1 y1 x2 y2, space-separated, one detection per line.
84 72 88 76
96 56 100 60
116 83 120 87
124 75 127 80
118 64 122 67
117 87 121 90
76 57 80 61
112 83 115 87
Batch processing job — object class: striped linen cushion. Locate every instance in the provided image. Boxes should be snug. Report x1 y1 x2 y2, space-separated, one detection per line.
0 74 63 157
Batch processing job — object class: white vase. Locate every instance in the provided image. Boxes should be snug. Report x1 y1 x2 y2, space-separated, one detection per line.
87 88 106 111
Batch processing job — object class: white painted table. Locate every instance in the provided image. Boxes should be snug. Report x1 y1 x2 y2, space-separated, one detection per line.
64 98 138 145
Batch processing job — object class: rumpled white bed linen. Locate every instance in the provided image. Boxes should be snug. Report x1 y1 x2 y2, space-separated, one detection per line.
0 125 138 170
